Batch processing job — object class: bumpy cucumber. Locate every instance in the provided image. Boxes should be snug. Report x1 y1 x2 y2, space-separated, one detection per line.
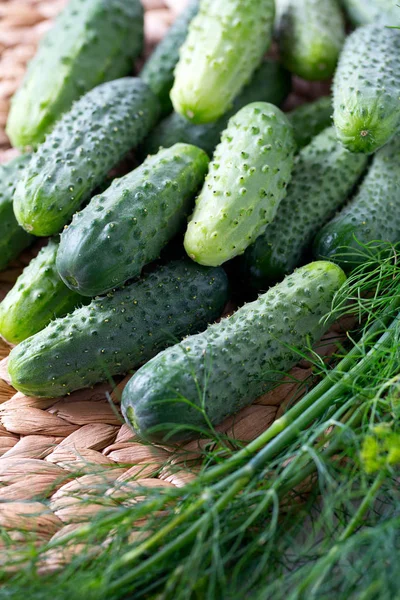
6 0 143 148
288 96 333 150
8 261 229 398
0 240 87 345
239 127 367 289
314 135 400 272
13 78 160 237
57 144 209 297
171 0 275 124
122 261 346 442
142 59 291 157
333 25 400 154
0 155 34 271
141 1 198 116
184 102 296 267
276 0 345 81
340 0 399 26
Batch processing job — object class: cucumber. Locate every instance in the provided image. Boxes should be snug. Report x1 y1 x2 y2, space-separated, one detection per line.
57 144 209 297
0 155 34 271
13 78 160 237
333 24 400 154
122 261 346 442
314 135 400 272
340 0 399 26
6 0 144 149
276 0 345 81
141 1 198 116
288 96 333 150
184 102 296 267
238 127 367 290
8 260 229 398
141 59 292 158
0 240 88 345
171 0 275 124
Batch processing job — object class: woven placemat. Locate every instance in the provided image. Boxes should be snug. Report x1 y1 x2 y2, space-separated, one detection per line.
0 0 342 550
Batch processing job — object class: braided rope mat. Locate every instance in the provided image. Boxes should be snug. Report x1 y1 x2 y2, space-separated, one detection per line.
0 0 344 552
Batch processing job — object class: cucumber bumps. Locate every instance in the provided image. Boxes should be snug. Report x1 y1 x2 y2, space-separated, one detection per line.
315 135 400 271
333 24 400 154
288 96 333 150
122 261 346 442
7 0 144 148
171 0 275 123
57 144 209 297
276 0 345 81
0 155 34 271
0 240 88 345
8 261 229 398
239 127 367 289
184 103 296 266
13 78 160 237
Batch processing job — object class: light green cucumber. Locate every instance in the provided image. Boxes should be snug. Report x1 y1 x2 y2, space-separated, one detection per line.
141 1 198 116
171 0 275 123
8 260 229 398
122 261 346 442
0 240 88 345
6 0 144 148
13 78 160 237
288 96 333 150
340 0 399 26
314 135 400 272
141 59 291 158
57 144 209 297
0 154 34 271
333 24 400 154
239 127 367 289
276 0 345 81
184 102 296 267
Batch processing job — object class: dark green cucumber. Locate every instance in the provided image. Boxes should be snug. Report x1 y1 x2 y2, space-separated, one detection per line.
57 144 209 297
288 96 333 150
314 135 400 272
184 102 296 267
8 260 229 398
141 59 291 157
171 0 275 123
0 240 88 345
239 127 367 289
141 1 198 116
333 24 400 154
13 78 160 237
276 0 345 81
6 0 144 148
340 0 399 26
122 261 346 443
0 155 34 271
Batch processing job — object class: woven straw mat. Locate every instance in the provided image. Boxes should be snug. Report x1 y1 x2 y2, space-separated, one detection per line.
0 0 343 550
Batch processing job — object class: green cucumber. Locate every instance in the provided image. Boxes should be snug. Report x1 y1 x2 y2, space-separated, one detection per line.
239 127 367 290
122 261 346 442
57 144 209 297
13 78 160 237
171 0 275 124
276 0 345 81
141 1 198 116
0 240 88 345
288 96 333 150
0 155 34 271
184 102 296 267
6 0 144 148
333 24 400 154
340 0 399 26
141 59 291 158
314 135 400 272
8 260 229 398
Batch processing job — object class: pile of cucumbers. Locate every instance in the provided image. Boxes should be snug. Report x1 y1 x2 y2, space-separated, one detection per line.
1 0 400 442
